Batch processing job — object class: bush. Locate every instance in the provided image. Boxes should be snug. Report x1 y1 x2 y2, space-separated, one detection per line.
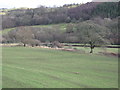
51 41 63 48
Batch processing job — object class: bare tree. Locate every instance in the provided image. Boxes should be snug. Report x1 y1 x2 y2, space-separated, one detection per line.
16 26 34 47
76 21 110 53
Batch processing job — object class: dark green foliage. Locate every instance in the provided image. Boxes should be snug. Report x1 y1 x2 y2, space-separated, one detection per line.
92 2 118 18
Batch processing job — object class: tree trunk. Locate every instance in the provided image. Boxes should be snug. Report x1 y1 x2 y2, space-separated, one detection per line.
90 47 93 53
89 41 95 53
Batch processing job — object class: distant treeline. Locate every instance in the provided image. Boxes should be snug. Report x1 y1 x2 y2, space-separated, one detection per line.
2 2 119 29
2 18 119 46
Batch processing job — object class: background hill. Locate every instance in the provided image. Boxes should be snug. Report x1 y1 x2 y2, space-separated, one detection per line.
1 2 119 46
1 2 119 29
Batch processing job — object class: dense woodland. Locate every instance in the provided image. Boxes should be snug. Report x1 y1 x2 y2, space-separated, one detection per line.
1 2 118 29
1 2 120 53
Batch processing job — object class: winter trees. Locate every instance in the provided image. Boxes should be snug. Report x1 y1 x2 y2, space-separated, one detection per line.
76 21 111 53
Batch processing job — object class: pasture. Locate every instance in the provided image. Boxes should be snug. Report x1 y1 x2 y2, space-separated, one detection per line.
2 47 118 88
0 23 68 35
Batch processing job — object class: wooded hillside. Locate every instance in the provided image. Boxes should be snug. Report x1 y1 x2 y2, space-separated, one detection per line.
1 2 119 29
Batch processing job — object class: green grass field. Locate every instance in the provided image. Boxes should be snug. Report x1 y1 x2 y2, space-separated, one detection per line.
2 47 118 88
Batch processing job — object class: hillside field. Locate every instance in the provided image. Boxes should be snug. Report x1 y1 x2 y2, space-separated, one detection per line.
0 23 68 35
2 47 118 88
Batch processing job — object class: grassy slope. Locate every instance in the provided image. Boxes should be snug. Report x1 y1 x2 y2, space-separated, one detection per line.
2 47 118 88
0 28 15 35
0 23 68 35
